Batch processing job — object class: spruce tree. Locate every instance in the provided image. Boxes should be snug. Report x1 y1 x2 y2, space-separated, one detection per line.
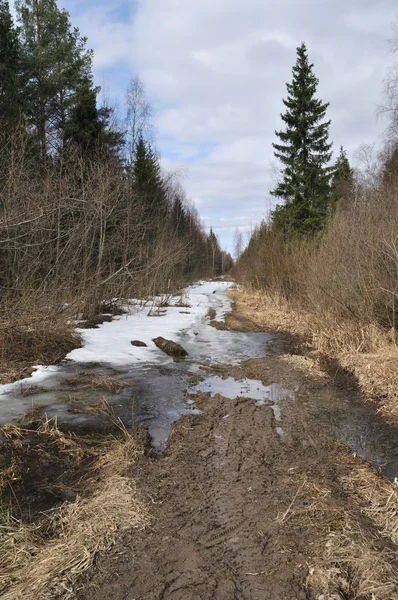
63 78 102 155
170 196 187 238
63 78 123 159
330 146 355 212
0 1 24 132
207 228 222 274
271 43 333 235
133 136 168 240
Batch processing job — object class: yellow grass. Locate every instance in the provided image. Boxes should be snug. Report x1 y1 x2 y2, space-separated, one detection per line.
307 464 398 599
0 427 148 599
229 287 398 424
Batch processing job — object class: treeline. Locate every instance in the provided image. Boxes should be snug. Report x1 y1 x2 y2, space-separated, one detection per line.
236 42 398 349
0 0 232 321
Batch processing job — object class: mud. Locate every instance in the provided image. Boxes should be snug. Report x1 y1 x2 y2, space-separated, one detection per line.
77 387 378 600
0 424 100 519
76 299 398 599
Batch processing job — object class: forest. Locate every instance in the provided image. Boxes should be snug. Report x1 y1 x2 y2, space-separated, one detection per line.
0 0 232 376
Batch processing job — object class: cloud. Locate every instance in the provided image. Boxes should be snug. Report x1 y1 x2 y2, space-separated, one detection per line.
63 0 397 251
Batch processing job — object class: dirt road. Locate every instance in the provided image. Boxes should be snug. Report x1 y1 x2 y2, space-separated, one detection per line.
77 301 398 600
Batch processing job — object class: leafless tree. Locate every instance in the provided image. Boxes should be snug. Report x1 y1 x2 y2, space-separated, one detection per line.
233 227 244 261
125 76 154 163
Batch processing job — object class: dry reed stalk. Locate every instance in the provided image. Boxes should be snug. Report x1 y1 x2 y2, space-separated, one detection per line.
65 375 127 393
307 467 398 599
343 466 398 547
230 287 398 425
307 525 398 600
0 440 149 600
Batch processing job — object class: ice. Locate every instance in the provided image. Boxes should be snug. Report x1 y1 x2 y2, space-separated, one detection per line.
0 281 235 395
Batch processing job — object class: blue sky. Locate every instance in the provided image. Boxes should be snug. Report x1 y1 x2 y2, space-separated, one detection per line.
17 0 398 253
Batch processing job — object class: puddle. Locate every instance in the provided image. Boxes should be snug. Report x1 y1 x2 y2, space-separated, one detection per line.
190 376 292 436
300 387 398 481
191 374 398 479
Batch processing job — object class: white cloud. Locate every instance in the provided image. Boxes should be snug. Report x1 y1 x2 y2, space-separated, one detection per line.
63 0 397 251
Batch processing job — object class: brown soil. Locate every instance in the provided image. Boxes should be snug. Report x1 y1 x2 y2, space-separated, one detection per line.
80 314 114 329
77 389 393 600
0 421 111 521
3 287 397 599
76 300 398 599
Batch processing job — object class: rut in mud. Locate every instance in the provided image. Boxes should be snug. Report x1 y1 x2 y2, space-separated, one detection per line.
78 370 396 600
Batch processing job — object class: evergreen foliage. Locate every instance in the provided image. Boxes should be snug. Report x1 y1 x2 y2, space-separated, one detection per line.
170 196 188 238
63 78 123 158
16 0 93 158
0 1 24 132
133 135 168 239
271 43 333 235
330 146 355 212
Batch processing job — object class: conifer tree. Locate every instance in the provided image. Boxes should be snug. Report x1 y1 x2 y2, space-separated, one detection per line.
271 43 333 235
170 195 187 238
16 0 93 160
0 1 24 132
330 146 355 212
133 136 168 239
207 228 222 274
63 78 123 159
62 78 101 155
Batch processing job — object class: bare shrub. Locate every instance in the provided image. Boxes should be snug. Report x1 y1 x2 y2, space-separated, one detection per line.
0 131 216 375
237 174 398 356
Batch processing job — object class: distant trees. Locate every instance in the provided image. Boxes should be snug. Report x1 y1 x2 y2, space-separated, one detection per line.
271 43 333 235
330 146 355 211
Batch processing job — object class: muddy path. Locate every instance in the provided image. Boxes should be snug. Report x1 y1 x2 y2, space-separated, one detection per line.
76 294 398 600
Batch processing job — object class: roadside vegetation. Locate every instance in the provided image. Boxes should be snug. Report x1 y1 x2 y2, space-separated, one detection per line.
0 404 149 600
234 40 398 423
0 0 232 382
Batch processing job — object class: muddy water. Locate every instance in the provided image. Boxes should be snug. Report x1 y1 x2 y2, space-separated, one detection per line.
1 283 398 479
0 284 273 452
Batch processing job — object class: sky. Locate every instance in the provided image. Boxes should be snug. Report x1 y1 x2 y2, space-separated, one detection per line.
27 1 398 252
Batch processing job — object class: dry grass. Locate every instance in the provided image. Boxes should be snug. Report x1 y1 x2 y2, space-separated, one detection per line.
0 321 81 365
230 287 398 424
307 465 398 599
65 375 127 394
343 466 398 547
307 525 398 600
67 395 129 416
228 288 309 338
0 423 148 600
0 317 81 385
